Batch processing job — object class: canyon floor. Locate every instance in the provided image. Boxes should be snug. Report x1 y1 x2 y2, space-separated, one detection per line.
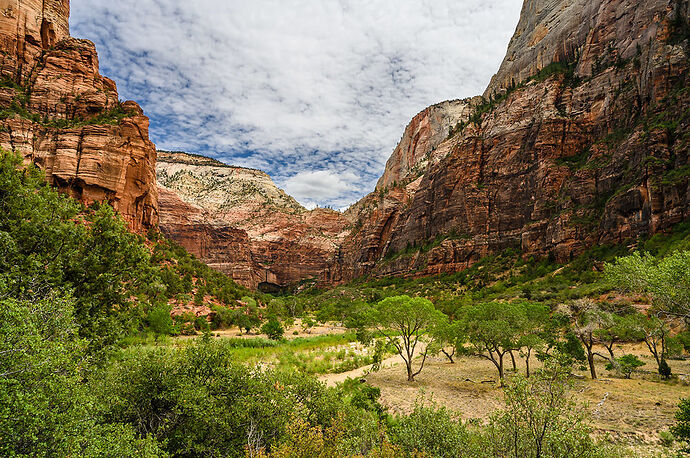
174 329 690 455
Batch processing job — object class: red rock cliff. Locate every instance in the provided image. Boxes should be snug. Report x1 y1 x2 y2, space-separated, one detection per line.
157 151 349 289
0 0 158 231
337 0 689 281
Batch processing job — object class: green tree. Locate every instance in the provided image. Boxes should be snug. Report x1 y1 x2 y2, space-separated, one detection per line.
369 295 446 382
0 288 164 457
629 313 674 378
606 250 690 318
431 315 463 364
262 317 285 340
607 354 644 379
478 360 603 458
570 299 613 380
672 398 690 453
146 301 174 338
391 400 468 457
517 302 550 378
461 301 525 382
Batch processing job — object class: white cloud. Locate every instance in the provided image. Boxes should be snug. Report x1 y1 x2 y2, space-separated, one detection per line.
285 170 358 209
70 0 522 207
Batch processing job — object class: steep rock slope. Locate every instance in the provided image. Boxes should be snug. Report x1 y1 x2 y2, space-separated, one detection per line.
375 99 475 190
157 151 348 289
337 0 689 281
0 0 158 231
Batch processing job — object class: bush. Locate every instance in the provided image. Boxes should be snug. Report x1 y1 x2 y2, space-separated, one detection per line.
672 398 690 453
391 400 468 457
606 354 644 378
262 318 285 340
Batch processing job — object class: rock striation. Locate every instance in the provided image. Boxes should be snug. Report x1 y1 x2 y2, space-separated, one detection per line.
158 0 689 287
0 0 158 231
157 151 349 289
336 0 690 281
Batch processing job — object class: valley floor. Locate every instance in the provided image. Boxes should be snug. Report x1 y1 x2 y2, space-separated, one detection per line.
325 341 690 452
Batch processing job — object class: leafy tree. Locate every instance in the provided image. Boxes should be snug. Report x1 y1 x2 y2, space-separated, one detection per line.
391 400 468 457
262 317 285 340
431 315 463 364
368 295 446 382
606 250 690 318
629 313 674 378
517 302 550 377
570 299 612 379
146 301 174 338
593 313 638 370
606 354 644 379
461 301 525 382
0 288 164 457
478 360 604 458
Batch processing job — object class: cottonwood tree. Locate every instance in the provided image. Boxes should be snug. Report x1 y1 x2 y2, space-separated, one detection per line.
517 302 550 378
481 359 598 457
369 295 445 382
606 250 690 319
630 313 675 378
570 299 610 380
431 315 464 364
461 302 525 383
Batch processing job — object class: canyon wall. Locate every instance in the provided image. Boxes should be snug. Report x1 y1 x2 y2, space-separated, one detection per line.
337 0 689 281
159 0 689 287
0 0 158 231
157 151 349 289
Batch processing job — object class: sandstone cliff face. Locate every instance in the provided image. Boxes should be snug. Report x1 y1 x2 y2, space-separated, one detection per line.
0 0 158 231
376 99 474 190
157 151 349 289
338 0 689 280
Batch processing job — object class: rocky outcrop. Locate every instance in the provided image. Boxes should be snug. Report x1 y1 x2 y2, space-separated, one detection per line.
0 0 158 231
338 0 689 280
376 99 474 190
157 151 349 289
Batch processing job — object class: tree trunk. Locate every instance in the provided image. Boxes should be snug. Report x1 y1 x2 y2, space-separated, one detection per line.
587 352 597 380
407 361 414 382
525 350 531 378
509 350 517 371
498 355 505 382
441 348 455 364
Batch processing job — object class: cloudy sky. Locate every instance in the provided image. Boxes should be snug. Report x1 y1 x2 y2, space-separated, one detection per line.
71 1 522 210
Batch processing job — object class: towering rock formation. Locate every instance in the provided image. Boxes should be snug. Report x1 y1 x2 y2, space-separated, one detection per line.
337 0 689 280
0 0 158 231
157 151 348 289
376 99 475 191
158 0 688 287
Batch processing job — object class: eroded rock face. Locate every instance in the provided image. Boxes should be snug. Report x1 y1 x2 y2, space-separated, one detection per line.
0 0 158 231
376 99 474 190
157 151 349 289
339 0 689 280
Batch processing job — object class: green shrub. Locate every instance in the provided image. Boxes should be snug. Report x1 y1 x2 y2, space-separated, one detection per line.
262 317 285 340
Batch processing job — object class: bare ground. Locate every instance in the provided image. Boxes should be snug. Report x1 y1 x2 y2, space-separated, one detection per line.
328 342 690 447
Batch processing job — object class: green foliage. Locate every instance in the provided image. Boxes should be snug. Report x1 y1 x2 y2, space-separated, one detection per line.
145 301 174 337
607 354 644 378
672 398 690 453
391 399 468 457
606 250 690 317
96 339 380 457
369 295 446 381
262 317 285 340
477 361 608 458
0 289 166 457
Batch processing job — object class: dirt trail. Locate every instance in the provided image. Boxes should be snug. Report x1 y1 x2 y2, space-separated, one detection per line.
319 342 429 387
319 353 403 387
